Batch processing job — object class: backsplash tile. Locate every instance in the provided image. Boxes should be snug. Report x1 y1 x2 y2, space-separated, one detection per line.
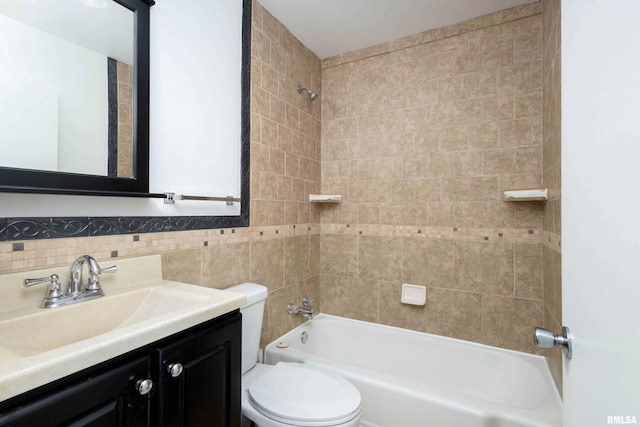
201 242 251 289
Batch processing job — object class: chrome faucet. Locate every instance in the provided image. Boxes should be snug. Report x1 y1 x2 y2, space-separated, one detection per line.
287 296 315 320
24 255 117 308
68 255 116 296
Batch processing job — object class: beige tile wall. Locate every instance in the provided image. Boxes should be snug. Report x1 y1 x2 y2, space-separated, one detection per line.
0 1 558 363
318 2 547 354
249 0 322 345
319 226 545 353
542 0 563 395
250 1 322 228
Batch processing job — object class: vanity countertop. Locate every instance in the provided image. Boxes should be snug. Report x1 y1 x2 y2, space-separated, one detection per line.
0 255 245 402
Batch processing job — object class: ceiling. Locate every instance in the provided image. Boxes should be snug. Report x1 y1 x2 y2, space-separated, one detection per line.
259 0 537 59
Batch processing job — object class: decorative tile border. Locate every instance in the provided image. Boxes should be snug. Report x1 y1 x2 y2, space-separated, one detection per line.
0 223 320 273
0 215 252 242
321 223 543 243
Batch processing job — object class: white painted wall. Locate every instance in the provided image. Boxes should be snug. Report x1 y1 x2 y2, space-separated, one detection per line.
148 0 242 216
562 1 640 425
0 14 107 175
0 73 59 171
0 0 243 217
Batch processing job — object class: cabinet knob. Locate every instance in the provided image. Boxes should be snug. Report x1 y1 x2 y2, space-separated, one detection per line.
167 363 184 378
135 378 153 395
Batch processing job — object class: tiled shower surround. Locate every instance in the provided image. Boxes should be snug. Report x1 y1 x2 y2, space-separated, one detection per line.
0 0 562 392
542 0 562 394
319 1 546 355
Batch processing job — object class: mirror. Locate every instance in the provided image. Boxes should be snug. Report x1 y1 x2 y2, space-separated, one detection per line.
0 0 251 241
0 0 152 196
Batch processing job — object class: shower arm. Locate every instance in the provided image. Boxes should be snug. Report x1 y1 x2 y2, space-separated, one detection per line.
296 84 318 101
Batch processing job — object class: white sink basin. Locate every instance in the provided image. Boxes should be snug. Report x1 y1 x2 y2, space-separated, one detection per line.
0 277 245 402
0 284 213 357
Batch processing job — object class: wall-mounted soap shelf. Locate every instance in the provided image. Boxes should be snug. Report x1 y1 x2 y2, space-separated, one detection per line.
309 194 342 203
503 189 548 202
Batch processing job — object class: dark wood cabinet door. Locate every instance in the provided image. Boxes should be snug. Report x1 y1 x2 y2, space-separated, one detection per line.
155 313 241 427
0 356 150 427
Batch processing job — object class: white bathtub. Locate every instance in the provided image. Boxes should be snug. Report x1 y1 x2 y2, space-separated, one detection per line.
264 314 562 427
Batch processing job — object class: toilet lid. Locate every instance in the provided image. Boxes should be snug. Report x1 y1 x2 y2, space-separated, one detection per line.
248 362 361 426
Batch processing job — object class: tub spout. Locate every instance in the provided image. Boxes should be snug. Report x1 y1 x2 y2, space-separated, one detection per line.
287 296 314 320
288 304 314 320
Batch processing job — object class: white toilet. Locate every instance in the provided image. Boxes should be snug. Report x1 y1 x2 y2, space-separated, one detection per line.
226 283 362 427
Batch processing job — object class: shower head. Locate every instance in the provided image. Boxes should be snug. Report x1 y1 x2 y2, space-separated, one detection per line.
296 84 318 101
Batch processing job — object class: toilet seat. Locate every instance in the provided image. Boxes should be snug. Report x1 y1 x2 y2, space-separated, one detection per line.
247 363 361 427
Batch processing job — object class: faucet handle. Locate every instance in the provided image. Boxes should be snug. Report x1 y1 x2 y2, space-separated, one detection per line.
24 274 64 301
24 274 57 287
302 296 314 307
287 303 300 315
86 265 117 291
100 265 118 274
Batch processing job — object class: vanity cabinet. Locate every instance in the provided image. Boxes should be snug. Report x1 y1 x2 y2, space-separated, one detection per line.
0 311 241 427
155 312 242 427
0 356 150 427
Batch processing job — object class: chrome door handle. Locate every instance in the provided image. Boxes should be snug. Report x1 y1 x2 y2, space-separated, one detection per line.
533 326 573 359
135 379 153 395
167 363 184 378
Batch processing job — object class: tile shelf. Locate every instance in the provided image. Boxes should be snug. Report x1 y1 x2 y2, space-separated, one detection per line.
308 194 342 203
503 189 548 202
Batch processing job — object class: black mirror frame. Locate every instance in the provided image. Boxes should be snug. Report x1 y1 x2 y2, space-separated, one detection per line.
0 0 153 197
0 0 252 241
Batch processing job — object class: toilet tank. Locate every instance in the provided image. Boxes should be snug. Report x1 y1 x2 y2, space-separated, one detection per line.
224 283 268 374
